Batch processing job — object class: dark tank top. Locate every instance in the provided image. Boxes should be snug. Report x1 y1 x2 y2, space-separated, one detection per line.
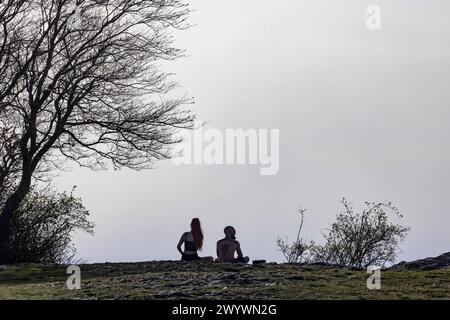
184 232 198 254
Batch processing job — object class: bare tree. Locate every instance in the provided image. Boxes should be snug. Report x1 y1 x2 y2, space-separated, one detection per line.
0 120 20 194
0 0 194 263
277 206 312 263
312 198 410 268
0 1 39 112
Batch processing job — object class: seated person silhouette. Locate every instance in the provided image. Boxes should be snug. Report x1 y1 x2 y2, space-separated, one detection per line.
216 226 250 263
177 218 213 261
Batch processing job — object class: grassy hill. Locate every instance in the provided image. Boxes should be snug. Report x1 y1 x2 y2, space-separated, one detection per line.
0 261 449 300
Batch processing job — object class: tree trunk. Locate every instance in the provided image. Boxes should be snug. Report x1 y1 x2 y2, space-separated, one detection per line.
0 174 32 264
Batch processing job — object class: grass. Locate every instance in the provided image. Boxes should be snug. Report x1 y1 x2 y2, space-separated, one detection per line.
0 261 449 300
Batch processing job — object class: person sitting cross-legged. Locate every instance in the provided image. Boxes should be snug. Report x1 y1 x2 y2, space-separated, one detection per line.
177 218 213 261
216 226 250 263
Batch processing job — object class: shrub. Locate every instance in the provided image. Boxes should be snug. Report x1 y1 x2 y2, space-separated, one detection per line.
277 207 313 263
6 187 94 264
312 198 409 268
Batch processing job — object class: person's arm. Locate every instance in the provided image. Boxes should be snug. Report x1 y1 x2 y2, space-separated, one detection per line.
216 241 222 261
235 241 244 258
177 233 186 255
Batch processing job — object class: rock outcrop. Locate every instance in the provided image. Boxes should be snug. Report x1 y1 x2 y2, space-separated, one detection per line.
390 252 450 271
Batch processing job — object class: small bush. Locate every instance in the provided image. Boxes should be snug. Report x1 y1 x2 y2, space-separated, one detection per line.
312 198 409 268
277 207 313 263
7 186 94 264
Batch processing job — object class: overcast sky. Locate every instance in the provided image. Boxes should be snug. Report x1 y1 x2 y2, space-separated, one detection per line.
54 0 450 264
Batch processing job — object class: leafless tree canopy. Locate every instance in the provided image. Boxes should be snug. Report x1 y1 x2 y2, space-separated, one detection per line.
0 0 194 263
0 121 20 193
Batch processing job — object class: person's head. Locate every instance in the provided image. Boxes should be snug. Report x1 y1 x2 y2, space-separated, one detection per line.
224 226 236 240
190 218 204 250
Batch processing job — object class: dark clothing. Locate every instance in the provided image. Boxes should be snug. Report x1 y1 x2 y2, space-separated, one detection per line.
181 231 200 261
232 256 247 263
184 239 198 252
182 253 201 261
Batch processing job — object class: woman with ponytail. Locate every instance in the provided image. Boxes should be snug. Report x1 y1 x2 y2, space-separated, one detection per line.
177 218 212 261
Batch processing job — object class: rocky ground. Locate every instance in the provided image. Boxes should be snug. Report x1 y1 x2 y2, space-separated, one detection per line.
390 252 450 271
0 253 449 300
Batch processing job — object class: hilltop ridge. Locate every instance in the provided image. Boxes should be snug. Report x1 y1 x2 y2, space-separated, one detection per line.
1 254 449 300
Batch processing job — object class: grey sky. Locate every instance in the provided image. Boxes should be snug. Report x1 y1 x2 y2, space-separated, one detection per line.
54 0 450 263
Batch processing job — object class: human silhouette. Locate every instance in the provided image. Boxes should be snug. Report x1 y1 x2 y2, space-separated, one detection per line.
216 226 250 263
177 218 213 261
